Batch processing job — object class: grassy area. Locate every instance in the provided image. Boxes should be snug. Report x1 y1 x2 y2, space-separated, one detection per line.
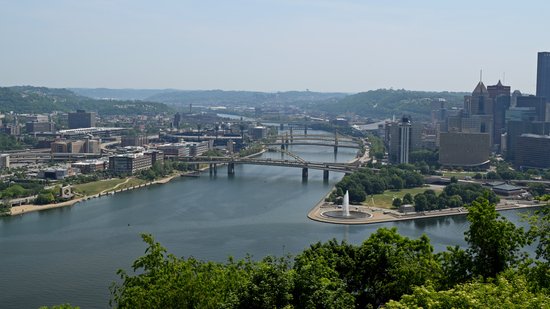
363 186 443 209
73 178 128 196
117 178 148 190
441 171 480 179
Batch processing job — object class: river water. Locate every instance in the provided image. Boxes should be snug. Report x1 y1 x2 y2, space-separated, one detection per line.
0 130 529 308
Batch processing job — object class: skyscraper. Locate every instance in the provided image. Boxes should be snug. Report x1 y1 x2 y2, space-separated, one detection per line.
487 80 511 149
536 52 550 102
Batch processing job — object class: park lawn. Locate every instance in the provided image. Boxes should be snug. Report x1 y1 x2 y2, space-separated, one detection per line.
73 178 130 196
364 186 444 209
441 171 481 179
117 178 148 190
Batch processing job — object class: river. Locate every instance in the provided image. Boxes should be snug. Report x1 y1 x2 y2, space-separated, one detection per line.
0 130 530 308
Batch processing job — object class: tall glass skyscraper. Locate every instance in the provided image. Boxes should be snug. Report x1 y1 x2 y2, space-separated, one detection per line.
536 52 550 101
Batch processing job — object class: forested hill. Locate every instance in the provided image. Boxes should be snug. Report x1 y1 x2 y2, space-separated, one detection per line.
317 89 467 120
0 86 172 115
144 89 347 106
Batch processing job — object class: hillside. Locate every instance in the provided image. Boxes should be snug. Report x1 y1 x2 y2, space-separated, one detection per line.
318 89 467 120
70 88 177 101
0 86 172 115
144 89 347 106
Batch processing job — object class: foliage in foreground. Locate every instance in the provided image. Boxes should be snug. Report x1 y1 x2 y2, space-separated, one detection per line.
386 272 550 308
107 199 550 308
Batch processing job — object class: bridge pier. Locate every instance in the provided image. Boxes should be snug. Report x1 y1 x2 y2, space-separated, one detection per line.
304 126 307 135
323 170 329 181
280 123 284 130
302 168 308 181
334 146 338 153
209 164 217 175
227 163 235 175
290 127 293 143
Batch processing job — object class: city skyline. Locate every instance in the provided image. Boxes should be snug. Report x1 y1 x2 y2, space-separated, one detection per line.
1 0 549 93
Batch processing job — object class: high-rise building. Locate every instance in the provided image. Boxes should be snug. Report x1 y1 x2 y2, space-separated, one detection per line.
464 81 493 116
536 52 550 101
386 116 421 164
68 110 96 129
173 112 181 128
399 121 411 164
487 80 511 149
516 96 549 122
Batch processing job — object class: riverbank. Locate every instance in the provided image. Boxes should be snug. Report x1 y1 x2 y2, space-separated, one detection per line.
7 149 269 217
308 197 544 225
8 173 184 216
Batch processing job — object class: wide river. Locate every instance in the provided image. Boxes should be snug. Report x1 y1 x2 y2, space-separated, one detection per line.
0 130 529 308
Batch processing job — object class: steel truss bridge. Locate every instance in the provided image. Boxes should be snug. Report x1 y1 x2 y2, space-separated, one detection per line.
179 152 363 180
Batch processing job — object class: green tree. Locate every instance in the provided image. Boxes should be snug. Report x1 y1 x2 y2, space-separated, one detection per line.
402 193 413 205
392 197 402 207
386 272 550 309
35 192 55 205
528 183 547 198
110 234 249 308
238 256 294 309
354 228 441 307
389 175 404 190
414 193 428 211
465 198 526 278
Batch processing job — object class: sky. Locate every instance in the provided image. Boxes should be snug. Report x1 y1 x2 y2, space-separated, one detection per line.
1 0 549 93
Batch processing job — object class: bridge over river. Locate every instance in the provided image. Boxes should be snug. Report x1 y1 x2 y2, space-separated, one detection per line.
179 155 363 181
266 132 363 153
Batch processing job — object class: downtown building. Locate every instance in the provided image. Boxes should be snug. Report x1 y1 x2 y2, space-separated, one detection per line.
515 134 550 169
537 51 550 102
386 116 422 164
68 110 97 129
108 153 152 175
438 82 493 167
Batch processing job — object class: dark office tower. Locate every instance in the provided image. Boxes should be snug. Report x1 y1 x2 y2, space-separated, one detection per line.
517 95 549 122
173 112 181 128
488 80 511 150
536 52 550 101
68 110 96 129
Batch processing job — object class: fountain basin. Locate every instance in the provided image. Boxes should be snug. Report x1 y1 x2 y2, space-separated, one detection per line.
322 210 372 219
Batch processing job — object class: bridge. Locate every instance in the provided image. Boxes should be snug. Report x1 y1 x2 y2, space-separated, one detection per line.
267 131 362 153
178 155 362 181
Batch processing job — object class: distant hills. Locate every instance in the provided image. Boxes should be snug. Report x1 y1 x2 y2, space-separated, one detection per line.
316 89 467 120
2 86 468 120
0 86 172 115
71 88 348 107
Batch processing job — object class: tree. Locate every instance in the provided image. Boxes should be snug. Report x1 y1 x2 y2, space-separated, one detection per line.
528 183 547 198
35 192 55 205
386 273 550 309
389 176 404 190
110 234 250 308
465 198 527 278
447 195 463 208
402 193 413 205
414 194 428 211
239 256 294 309
450 176 458 184
354 228 441 307
392 197 402 207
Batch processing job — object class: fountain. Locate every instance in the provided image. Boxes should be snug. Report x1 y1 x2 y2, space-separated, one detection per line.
322 190 372 220
343 190 350 217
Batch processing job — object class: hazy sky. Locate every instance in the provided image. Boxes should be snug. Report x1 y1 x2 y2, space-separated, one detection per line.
1 0 549 93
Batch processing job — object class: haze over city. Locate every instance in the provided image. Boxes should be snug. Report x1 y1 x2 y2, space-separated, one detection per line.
1 0 549 93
